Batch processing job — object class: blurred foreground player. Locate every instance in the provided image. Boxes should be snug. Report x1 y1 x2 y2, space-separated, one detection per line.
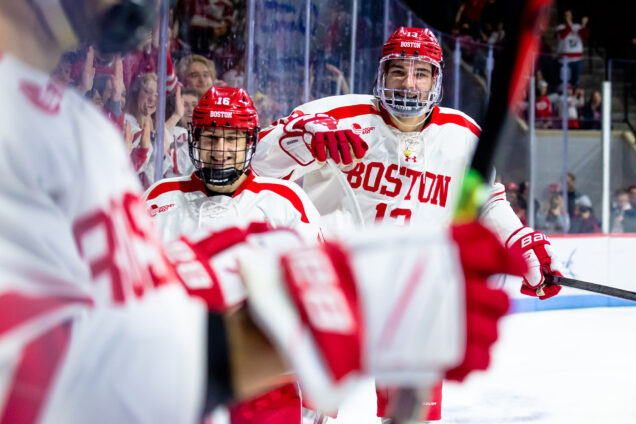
252 26 564 422
0 2 524 423
144 86 322 424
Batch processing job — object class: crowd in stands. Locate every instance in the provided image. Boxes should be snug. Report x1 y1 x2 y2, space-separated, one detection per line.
452 2 603 130
48 0 635 236
504 173 636 235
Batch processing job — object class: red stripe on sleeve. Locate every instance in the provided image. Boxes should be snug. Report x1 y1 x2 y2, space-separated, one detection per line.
433 112 481 137
0 322 72 424
0 292 92 336
234 174 310 223
324 104 381 121
145 173 207 201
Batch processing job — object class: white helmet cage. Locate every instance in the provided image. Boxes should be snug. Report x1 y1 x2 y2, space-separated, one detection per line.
374 54 443 118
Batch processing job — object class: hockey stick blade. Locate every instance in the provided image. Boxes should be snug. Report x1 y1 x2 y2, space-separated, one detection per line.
544 274 636 303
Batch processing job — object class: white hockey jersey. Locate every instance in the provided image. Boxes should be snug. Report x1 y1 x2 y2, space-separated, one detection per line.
0 53 207 424
252 94 523 241
143 171 322 244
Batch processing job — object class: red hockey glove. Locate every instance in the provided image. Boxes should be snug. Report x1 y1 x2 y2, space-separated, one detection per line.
445 223 526 382
507 227 564 300
164 222 303 311
279 112 368 167
240 222 523 411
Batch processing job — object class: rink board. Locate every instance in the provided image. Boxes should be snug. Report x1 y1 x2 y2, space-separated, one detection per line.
502 234 636 313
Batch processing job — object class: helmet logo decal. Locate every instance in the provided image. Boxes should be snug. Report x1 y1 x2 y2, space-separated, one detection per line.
400 42 421 48
210 111 233 118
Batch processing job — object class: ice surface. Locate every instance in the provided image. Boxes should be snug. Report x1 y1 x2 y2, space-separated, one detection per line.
330 307 636 423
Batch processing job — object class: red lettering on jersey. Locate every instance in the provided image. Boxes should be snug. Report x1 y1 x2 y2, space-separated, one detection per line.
403 168 423 201
345 163 365 189
346 161 453 208
73 192 173 303
418 172 437 203
362 162 384 192
431 175 452 207
19 80 64 115
379 164 402 197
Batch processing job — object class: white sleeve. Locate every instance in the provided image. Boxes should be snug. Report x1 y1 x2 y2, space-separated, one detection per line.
479 183 525 246
251 110 323 181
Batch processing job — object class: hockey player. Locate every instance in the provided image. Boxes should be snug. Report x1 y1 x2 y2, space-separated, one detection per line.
251 26 564 422
144 85 323 423
0 1 524 422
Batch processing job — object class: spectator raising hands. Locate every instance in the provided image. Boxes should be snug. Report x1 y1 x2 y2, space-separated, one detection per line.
78 45 95 95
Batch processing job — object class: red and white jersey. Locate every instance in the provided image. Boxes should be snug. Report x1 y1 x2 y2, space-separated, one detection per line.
143 172 322 244
555 23 589 61
0 53 206 424
252 94 523 242
164 126 195 178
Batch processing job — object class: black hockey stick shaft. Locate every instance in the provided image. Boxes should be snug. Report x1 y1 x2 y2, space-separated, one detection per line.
544 274 636 302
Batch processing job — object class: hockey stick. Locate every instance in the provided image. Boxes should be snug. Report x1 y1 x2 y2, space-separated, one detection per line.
390 1 554 423
544 274 636 302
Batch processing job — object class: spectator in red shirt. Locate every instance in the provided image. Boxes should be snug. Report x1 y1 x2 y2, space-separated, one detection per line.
535 80 552 128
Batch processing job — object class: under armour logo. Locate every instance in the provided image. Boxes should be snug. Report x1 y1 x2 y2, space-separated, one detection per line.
405 155 417 162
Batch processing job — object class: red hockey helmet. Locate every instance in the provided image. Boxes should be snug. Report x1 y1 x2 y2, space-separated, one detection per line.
189 86 259 187
374 27 444 118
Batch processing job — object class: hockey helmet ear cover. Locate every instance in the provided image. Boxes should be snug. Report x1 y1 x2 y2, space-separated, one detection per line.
189 86 260 187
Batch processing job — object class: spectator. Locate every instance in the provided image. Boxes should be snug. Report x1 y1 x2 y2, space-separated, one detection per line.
535 80 552 128
537 193 570 234
51 52 75 86
628 185 636 210
611 189 636 233
487 22 505 45
580 90 602 129
177 54 223 99
124 73 158 187
85 88 104 110
454 0 489 39
555 10 589 87
177 88 199 128
570 195 601 233
310 59 350 100
92 56 126 129
517 181 540 225
552 84 585 129
163 86 193 178
566 172 587 217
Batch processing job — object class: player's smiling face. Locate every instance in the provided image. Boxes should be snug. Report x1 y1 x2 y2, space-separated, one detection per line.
197 128 248 170
384 59 434 99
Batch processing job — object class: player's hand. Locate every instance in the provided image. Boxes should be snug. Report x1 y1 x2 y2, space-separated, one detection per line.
445 222 525 381
508 227 564 300
164 223 304 312
240 223 522 411
279 112 368 168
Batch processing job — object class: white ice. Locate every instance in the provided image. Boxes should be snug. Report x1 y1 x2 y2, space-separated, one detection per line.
330 307 636 424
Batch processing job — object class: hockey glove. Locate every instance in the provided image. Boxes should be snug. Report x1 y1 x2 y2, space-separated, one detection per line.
445 223 524 381
507 227 564 300
164 222 304 311
279 112 368 167
240 222 523 411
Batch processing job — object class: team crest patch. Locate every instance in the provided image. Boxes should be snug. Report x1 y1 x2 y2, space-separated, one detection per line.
148 203 175 216
352 123 375 135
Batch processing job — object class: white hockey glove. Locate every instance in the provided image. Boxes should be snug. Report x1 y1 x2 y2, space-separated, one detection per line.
240 222 523 411
278 111 368 168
